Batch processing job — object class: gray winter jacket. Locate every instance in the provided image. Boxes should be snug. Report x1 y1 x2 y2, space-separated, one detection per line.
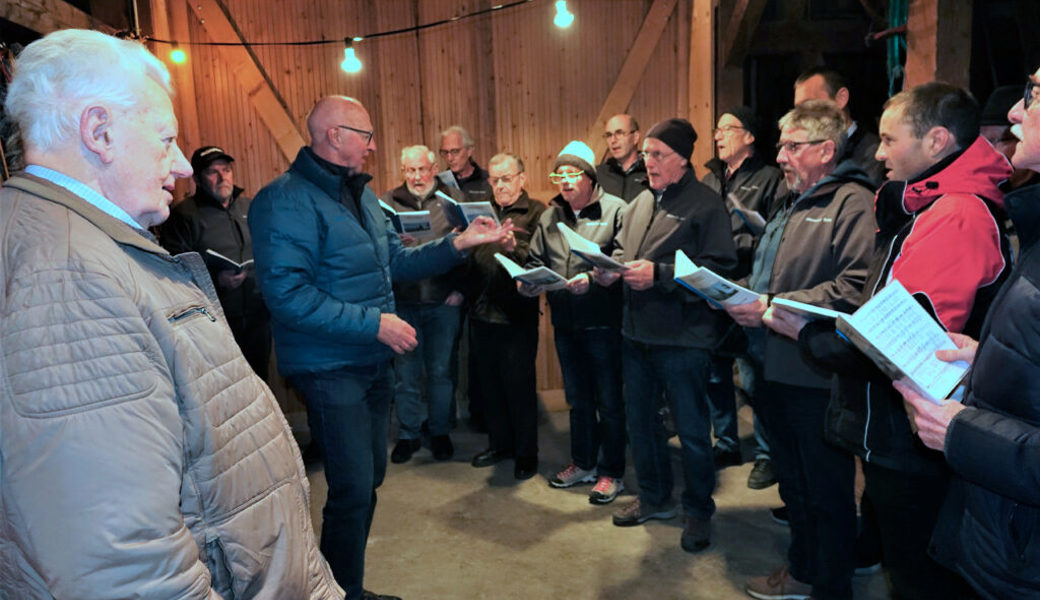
0 173 343 599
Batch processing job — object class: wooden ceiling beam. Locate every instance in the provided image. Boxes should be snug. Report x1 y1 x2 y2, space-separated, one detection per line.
0 0 115 35
720 0 768 68
186 0 305 162
585 0 678 158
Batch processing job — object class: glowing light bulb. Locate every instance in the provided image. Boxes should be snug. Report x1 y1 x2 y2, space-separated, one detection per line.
341 46 362 74
170 46 186 64
553 0 574 28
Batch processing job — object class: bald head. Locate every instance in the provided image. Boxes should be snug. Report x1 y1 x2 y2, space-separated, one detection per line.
307 95 376 173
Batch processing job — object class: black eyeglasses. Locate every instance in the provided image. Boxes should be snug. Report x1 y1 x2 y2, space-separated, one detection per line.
713 126 746 136
776 139 827 153
1025 79 1040 109
337 125 374 145
603 129 636 139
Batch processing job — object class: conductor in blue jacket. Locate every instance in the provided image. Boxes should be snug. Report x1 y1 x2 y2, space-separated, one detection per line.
249 95 512 600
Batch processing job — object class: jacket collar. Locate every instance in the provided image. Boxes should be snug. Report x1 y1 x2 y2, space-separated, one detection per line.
605 155 645 174
1005 183 1040 252
899 136 1011 213
291 146 373 203
389 178 449 210
4 173 168 255
497 190 534 217
550 189 604 222
191 184 244 210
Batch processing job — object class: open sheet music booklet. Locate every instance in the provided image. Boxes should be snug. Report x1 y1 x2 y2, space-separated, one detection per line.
205 249 254 272
673 249 759 308
435 190 499 229
556 223 628 271
770 280 968 402
378 200 434 240
494 253 568 290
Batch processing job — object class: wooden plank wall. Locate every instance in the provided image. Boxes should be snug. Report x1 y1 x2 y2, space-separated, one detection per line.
174 0 691 200
167 0 694 392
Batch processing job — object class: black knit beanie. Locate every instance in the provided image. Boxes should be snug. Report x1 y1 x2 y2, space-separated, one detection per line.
646 118 697 160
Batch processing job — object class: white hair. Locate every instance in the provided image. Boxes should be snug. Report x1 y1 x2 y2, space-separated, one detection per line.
440 125 475 147
400 144 436 165
4 29 173 153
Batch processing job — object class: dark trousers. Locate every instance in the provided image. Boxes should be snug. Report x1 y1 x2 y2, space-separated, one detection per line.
228 314 271 381
863 462 978 600
554 327 625 478
706 355 740 454
623 339 715 520
289 364 393 600
756 381 855 600
470 319 539 458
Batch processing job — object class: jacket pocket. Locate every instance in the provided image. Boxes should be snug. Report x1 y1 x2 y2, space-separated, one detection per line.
205 534 236 599
1009 502 1040 574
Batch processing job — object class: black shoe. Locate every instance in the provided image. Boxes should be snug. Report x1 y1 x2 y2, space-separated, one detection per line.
680 516 711 553
431 434 454 461
390 438 421 464
713 446 742 469
362 590 402 600
514 456 538 480
747 458 778 489
771 505 789 526
471 448 512 468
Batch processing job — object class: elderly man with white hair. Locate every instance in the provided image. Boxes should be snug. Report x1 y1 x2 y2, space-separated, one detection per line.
0 30 344 598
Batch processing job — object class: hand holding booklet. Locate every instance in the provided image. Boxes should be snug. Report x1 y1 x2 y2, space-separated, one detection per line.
772 281 968 402
494 253 568 290
556 223 628 271
673 249 759 308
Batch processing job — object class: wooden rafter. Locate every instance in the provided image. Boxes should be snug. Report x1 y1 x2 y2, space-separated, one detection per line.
185 0 305 162
585 0 678 158
0 0 115 35
720 0 768 68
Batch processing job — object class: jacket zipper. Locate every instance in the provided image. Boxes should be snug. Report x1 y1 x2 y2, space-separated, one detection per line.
169 305 217 323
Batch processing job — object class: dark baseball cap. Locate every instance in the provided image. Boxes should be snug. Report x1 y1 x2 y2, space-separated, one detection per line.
190 146 235 173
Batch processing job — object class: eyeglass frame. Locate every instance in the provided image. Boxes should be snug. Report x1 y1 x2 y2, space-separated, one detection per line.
713 125 746 136
638 148 679 163
602 129 636 140
488 172 523 186
548 170 585 184
438 147 470 158
776 139 829 153
402 165 433 177
336 124 374 145
1025 79 1040 109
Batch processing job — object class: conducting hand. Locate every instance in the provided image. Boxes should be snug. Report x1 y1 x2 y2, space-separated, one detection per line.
452 216 519 250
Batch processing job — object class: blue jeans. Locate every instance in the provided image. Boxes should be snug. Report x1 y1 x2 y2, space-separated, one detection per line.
623 339 715 520
393 302 462 438
707 355 740 454
739 327 772 460
554 327 625 478
290 364 393 600
756 381 855 600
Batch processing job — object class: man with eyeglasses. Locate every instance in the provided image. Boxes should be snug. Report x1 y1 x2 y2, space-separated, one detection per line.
596 113 650 202
980 85 1039 194
795 67 885 188
769 82 1013 600
519 141 627 504
382 145 469 465
594 118 737 554
702 107 785 490
725 100 876 600
463 152 547 480
249 96 512 600
890 67 1040 600
437 125 494 203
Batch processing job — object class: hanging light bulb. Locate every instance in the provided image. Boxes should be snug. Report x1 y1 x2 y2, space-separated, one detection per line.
169 43 186 64
341 39 362 74
553 0 574 28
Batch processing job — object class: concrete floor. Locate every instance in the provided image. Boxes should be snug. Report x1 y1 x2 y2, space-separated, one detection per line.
304 404 892 600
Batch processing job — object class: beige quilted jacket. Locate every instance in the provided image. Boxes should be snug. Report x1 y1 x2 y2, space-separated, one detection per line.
0 174 344 599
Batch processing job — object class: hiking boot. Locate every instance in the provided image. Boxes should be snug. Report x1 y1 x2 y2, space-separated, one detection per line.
745 565 812 600
549 463 596 488
747 458 778 489
588 476 624 505
431 435 454 461
611 498 677 527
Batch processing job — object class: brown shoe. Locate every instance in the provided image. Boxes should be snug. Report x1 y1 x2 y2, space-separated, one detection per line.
680 515 710 553
745 565 811 600
611 497 677 526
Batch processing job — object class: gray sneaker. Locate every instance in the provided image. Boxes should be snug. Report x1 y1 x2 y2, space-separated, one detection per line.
611 498 677 526
549 463 596 488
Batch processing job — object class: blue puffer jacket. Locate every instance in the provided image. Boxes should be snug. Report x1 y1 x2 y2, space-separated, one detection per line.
929 183 1040 599
249 148 463 375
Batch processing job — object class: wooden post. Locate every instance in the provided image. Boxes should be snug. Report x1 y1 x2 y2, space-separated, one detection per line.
905 0 973 88
688 0 715 176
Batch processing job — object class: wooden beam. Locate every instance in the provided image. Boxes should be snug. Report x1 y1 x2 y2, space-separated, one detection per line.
186 0 305 162
905 0 972 89
585 0 678 158
720 0 768 68
0 0 115 34
688 0 714 176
